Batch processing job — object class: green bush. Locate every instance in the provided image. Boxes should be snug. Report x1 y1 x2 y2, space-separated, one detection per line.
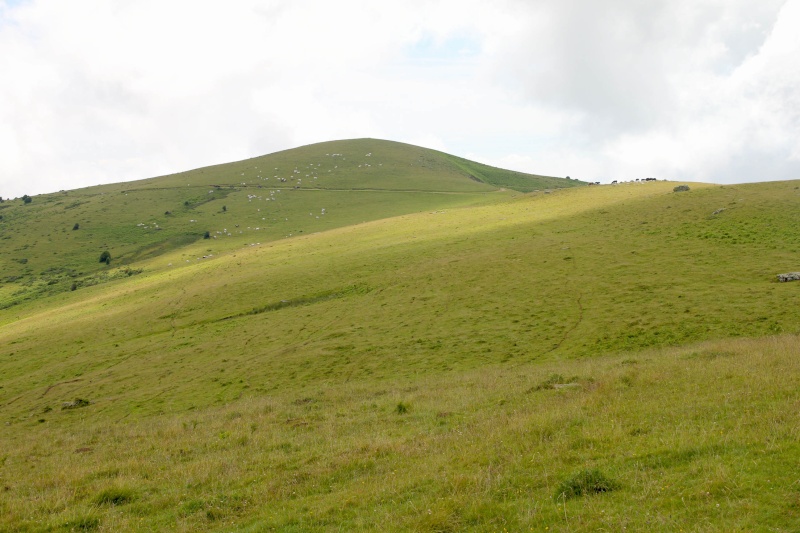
673 185 690 192
99 251 111 264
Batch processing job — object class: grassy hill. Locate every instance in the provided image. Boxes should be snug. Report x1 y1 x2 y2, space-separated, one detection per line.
0 139 577 310
1 141 800 531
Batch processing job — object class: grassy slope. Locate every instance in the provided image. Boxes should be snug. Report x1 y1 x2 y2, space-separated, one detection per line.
1 163 800 530
1 139 565 309
442 152 584 192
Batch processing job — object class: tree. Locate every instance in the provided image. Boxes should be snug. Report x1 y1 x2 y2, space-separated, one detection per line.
22 195 32 204
99 251 111 264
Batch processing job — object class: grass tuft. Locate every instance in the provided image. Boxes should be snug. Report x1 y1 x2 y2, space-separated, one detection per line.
63 515 100 531
92 487 136 506
555 468 620 501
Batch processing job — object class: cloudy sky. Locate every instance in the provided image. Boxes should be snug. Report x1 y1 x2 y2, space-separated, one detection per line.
1 0 798 198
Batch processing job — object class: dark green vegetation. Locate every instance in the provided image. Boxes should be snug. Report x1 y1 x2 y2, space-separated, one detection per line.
1 138 800 531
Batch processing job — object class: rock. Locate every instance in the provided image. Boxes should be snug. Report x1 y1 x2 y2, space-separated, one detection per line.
777 272 800 282
62 398 90 410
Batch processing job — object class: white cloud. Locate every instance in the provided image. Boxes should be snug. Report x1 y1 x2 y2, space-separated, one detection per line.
0 0 797 198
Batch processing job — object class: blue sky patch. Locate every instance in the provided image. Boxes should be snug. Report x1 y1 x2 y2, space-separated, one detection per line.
405 31 481 64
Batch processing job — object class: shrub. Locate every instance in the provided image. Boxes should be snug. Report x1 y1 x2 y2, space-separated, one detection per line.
673 185 690 192
22 194 32 204
222 205 227 212
554 469 619 501
203 231 211 239
73 223 80 230
99 251 111 264
396 402 409 414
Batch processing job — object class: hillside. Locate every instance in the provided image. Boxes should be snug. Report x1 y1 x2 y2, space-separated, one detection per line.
2 145 800 530
0 139 578 310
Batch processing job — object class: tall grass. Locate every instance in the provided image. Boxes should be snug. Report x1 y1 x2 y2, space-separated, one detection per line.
2 335 799 530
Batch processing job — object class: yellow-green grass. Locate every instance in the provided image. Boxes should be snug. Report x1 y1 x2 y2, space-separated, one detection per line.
2 160 800 530
0 139 569 309
3 180 800 420
2 335 800 531
119 138 580 193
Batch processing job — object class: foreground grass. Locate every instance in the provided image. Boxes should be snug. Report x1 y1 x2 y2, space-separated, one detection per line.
2 334 800 531
3 178 800 531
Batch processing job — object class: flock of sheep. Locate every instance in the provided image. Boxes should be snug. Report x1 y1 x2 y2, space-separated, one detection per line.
150 151 381 264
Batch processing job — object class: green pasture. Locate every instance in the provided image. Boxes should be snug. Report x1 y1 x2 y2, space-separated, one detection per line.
2 139 564 309
1 139 800 531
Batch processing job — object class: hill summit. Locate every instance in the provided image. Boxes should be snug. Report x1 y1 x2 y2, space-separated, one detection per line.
128 138 581 193
0 138 580 309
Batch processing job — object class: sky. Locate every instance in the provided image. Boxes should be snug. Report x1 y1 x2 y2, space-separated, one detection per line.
1 0 799 198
